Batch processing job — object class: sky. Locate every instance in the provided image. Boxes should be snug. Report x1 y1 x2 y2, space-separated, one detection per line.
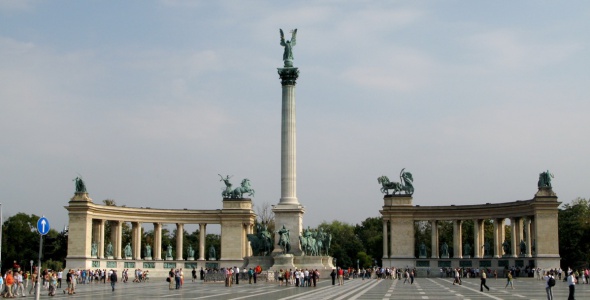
1 0 589 233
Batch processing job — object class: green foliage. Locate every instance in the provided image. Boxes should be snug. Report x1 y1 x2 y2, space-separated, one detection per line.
354 217 383 261
559 197 590 269
2 213 41 270
42 259 64 271
319 220 364 268
356 251 373 269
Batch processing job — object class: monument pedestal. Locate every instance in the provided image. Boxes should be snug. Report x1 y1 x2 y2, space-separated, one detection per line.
187 257 195 261
144 257 152 260
272 204 305 256
270 254 295 271
166 257 173 261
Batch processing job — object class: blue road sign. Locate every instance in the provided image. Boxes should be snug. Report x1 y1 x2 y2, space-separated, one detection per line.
37 217 50 235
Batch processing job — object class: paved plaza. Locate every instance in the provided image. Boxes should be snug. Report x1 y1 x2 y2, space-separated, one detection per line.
37 277 589 299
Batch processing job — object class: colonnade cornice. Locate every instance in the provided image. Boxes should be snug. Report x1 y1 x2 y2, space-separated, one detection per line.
381 197 560 221
67 201 255 224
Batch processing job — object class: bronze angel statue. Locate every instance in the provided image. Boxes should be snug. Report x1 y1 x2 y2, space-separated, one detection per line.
280 28 297 67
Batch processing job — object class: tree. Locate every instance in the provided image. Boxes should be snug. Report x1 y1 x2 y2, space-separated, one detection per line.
558 197 590 269
354 217 383 261
254 201 275 233
1 213 41 271
318 220 364 268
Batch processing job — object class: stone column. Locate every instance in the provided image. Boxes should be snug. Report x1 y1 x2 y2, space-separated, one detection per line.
199 224 206 260
389 221 395 259
98 219 105 259
453 220 462 258
154 223 162 260
278 66 300 205
525 217 532 257
112 221 123 259
430 220 438 258
176 223 184 260
132 222 141 259
493 218 504 258
383 220 389 258
473 219 482 258
510 217 519 257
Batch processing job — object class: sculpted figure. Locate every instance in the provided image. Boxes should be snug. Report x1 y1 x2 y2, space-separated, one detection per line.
441 242 449 256
484 241 490 256
91 241 98 257
124 243 132 257
502 239 511 255
280 29 297 67
106 242 114 257
167 244 173 258
276 224 291 254
463 243 471 256
209 245 216 260
187 244 195 258
520 239 526 254
419 242 427 257
145 244 152 257
73 176 87 193
537 170 554 188
219 174 233 198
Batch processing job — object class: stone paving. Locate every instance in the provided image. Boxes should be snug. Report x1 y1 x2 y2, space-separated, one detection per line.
36 277 589 299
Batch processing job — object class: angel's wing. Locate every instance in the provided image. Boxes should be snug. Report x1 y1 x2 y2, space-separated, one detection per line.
291 29 297 46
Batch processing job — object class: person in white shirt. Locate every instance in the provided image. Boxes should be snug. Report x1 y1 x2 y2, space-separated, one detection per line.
567 271 576 300
543 271 554 300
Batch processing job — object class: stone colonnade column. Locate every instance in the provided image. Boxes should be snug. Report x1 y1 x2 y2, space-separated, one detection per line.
430 220 438 258
493 218 504 258
110 221 122 259
453 220 462 258
510 217 519 257
383 220 389 258
199 224 206 260
525 217 532 257
132 222 141 259
473 219 482 258
176 223 184 260
98 219 105 259
154 223 162 260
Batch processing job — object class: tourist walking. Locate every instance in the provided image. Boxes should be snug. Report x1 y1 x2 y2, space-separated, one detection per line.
544 271 555 300
480 269 490 292
403 269 410 284
505 270 514 289
338 268 344 285
330 269 336 285
567 271 576 300
3 270 14 298
167 268 174 290
110 270 117 292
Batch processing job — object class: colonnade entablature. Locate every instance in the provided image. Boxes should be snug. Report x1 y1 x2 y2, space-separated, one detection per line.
65 191 256 276
380 188 560 272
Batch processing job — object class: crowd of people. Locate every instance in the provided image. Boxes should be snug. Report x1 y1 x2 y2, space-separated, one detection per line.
0 263 152 298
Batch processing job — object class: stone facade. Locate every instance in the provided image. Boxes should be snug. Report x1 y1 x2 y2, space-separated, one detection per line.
65 193 255 277
381 188 561 272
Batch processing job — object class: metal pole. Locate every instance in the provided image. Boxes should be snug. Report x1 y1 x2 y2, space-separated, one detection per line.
36 222 43 300
0 202 3 270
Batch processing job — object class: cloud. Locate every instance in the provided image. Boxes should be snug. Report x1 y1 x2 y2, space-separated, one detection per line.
465 29 581 70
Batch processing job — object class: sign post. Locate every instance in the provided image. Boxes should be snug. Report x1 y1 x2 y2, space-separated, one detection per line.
36 216 50 300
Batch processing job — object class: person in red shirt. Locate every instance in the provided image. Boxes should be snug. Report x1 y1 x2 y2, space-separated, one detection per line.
337 268 344 285
4 270 15 298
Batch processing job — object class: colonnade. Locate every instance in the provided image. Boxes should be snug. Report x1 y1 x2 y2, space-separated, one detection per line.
90 220 242 261
382 216 534 259
380 188 560 270
66 193 256 270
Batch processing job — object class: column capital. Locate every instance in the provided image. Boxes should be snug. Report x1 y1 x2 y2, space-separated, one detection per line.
278 67 299 86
